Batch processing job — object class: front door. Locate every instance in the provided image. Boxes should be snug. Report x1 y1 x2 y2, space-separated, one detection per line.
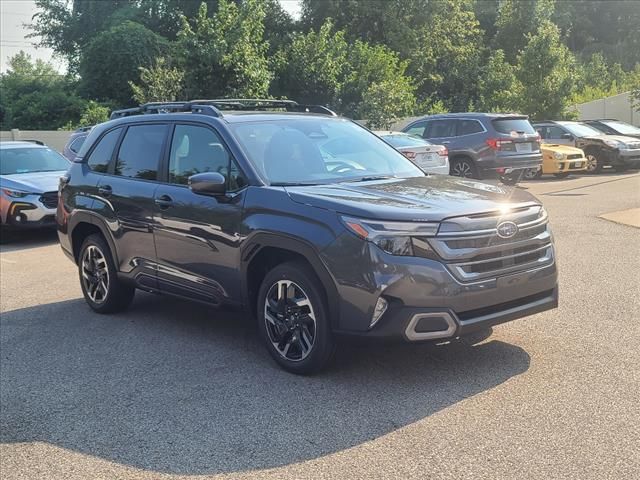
94 123 168 290
152 123 248 305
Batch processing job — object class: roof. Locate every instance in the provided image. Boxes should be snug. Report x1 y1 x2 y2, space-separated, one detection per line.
416 112 528 120
0 141 47 149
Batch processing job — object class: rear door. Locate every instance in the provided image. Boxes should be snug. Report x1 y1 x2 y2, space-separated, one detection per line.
152 123 248 305
423 119 458 149
94 123 169 289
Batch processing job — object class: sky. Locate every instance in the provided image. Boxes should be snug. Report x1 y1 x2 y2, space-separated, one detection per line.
0 0 302 73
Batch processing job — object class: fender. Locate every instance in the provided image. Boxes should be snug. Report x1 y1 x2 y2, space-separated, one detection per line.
68 210 120 267
240 232 341 328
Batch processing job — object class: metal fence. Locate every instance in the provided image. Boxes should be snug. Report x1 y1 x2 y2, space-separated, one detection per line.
575 91 639 126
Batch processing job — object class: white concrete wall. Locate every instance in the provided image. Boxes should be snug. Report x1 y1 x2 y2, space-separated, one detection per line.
0 130 72 152
576 91 640 126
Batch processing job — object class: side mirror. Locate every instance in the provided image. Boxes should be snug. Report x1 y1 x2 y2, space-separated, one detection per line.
561 133 574 140
188 172 226 196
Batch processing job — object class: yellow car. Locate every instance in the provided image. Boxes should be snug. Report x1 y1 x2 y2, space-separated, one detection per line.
525 144 588 179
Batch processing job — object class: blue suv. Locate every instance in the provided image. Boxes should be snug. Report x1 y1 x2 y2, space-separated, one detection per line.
403 113 542 185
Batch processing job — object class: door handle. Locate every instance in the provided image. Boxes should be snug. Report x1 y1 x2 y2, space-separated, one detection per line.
98 185 112 197
154 195 174 208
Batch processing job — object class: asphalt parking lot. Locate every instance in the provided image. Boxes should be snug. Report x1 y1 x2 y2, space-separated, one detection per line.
1 172 639 480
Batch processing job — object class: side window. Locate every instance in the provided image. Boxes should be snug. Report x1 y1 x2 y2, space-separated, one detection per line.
115 124 167 180
458 120 484 136
86 128 121 173
69 136 86 154
546 126 567 139
425 120 456 138
168 124 247 191
404 121 428 138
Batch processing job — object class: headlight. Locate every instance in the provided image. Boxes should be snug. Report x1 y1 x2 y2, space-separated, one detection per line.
553 151 564 160
603 139 623 148
341 216 439 257
1 188 32 198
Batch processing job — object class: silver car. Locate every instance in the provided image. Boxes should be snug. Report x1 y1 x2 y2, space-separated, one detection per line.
0 141 70 229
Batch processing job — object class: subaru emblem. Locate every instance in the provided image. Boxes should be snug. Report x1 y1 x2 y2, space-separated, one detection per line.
496 221 518 239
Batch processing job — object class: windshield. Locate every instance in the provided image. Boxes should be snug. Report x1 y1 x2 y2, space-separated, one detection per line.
602 120 640 135
230 118 424 185
0 147 70 175
562 122 604 137
380 134 432 148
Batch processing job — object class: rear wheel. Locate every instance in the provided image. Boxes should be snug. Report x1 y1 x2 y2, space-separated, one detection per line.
524 168 542 180
257 262 335 375
79 234 135 313
585 151 604 173
500 169 525 186
450 158 477 179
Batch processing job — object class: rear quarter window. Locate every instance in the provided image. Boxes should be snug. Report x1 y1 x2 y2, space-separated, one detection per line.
492 118 536 135
86 128 122 173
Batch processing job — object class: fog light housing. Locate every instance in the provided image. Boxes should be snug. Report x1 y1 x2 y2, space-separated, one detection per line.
370 297 388 329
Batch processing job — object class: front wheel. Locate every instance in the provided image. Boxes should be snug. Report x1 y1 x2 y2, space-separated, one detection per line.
585 151 604 173
79 234 135 313
257 262 335 375
524 168 542 180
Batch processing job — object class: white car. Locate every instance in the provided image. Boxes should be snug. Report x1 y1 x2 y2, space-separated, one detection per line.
375 131 449 175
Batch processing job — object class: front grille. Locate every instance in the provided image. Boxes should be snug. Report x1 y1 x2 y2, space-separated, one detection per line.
428 205 553 282
457 289 555 320
40 191 58 209
567 154 583 160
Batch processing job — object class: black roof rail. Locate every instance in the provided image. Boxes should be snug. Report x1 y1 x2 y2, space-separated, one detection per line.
110 99 337 119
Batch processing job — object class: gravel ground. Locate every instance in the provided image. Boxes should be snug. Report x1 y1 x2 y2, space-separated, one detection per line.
1 172 639 480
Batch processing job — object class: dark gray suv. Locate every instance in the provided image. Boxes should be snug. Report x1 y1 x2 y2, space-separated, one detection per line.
57 100 558 374
402 113 542 184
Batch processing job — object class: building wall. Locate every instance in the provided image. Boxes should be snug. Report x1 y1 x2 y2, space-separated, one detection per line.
576 92 639 126
1 130 72 152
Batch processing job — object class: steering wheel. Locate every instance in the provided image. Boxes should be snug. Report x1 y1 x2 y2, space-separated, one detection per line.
327 161 358 175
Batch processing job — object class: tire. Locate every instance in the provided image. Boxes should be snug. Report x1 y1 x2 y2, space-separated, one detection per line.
499 169 524 186
78 234 135 314
524 168 542 180
257 261 336 375
585 150 604 173
450 157 478 179
553 172 570 179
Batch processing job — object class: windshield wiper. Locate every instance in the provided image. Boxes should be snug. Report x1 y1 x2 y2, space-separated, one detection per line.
342 175 395 183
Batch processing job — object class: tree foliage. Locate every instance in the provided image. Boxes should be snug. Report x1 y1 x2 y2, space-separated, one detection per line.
515 20 576 120
79 21 167 105
177 0 271 99
129 57 185 103
0 51 85 130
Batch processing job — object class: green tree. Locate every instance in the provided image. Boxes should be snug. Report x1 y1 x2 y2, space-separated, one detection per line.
271 20 347 107
79 21 168 105
129 57 185 103
476 49 520 112
515 20 576 119
0 51 85 130
177 0 272 99
494 0 555 63
410 0 483 111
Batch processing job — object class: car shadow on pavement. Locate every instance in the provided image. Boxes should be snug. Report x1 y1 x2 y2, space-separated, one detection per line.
0 293 530 475
0 229 58 252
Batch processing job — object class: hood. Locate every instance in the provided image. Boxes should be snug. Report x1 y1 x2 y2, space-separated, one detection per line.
285 176 539 222
542 144 584 155
583 134 640 144
0 170 66 193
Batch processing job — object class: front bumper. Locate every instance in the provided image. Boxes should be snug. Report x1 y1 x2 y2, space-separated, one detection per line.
0 194 57 229
543 158 588 174
615 148 640 168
